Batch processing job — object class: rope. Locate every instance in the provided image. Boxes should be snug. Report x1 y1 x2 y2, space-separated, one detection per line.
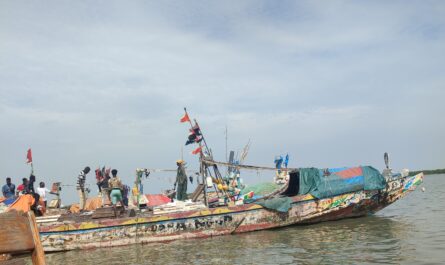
139 168 199 174
60 184 91 187
202 159 298 172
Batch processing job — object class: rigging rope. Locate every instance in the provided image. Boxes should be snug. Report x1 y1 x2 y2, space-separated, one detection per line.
202 159 297 172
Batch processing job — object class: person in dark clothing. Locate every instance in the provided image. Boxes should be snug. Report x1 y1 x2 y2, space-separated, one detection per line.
95 168 103 193
174 160 188 201
16 176 41 215
28 174 40 215
100 172 111 206
122 184 130 207
28 174 36 194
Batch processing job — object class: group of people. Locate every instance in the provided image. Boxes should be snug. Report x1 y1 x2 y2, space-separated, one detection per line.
2 166 127 214
2 175 51 215
3 161 189 215
77 166 128 212
76 160 191 212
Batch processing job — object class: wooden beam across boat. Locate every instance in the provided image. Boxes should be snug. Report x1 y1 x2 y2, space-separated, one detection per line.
202 159 297 172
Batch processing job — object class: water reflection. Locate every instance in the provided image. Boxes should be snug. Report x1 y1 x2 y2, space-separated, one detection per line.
45 215 412 265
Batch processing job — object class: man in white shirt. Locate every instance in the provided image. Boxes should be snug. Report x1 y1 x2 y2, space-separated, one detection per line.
37 181 51 207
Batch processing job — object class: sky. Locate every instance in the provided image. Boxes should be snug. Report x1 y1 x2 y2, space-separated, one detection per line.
1 1 444 204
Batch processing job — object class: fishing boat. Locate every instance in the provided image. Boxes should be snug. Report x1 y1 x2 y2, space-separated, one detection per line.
37 167 423 252
35 110 424 252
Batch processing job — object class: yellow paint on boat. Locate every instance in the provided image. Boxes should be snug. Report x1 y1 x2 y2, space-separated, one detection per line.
147 216 171 222
121 218 139 225
78 222 100 229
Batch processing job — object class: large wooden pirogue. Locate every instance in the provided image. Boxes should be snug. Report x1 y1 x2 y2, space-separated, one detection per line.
36 171 423 252
13 111 426 252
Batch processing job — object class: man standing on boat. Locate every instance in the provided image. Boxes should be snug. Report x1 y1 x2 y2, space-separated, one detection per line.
109 169 125 214
16 178 29 195
37 182 51 208
174 160 188 201
100 169 111 207
2 177 16 199
77 166 90 211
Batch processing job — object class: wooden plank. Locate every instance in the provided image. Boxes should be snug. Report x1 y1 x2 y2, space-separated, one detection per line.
92 206 124 219
92 207 115 219
27 211 46 265
191 184 204 202
36 215 61 220
0 211 34 254
47 199 60 209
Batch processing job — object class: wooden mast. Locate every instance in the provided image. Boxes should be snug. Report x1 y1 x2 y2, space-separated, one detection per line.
183 108 208 206
182 108 230 205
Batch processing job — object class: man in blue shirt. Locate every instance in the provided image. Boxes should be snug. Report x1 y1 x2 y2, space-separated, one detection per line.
2 177 16 198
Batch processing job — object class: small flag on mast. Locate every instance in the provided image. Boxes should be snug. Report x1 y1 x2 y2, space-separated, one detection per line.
180 113 190 123
191 146 202 155
26 148 33 164
190 124 201 135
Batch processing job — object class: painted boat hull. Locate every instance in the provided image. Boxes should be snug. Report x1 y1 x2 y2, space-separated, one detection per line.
39 173 423 252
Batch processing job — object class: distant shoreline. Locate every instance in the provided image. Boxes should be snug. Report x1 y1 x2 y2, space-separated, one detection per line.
409 169 445 176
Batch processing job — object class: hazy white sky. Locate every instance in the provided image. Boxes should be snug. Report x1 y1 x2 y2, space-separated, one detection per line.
1 1 444 203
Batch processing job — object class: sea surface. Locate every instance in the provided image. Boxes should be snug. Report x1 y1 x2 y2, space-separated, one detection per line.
37 174 445 264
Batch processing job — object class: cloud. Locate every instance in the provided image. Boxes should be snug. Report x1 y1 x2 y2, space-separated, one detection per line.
0 1 444 203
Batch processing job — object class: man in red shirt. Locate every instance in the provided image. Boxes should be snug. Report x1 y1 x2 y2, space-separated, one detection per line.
16 178 29 195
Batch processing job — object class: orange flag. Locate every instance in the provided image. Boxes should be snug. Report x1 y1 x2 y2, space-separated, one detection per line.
191 146 202 155
180 113 190 123
26 148 32 164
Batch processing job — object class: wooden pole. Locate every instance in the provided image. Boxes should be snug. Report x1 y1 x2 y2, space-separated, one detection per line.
27 211 46 265
135 170 140 210
193 119 212 156
183 108 207 156
184 108 208 204
200 157 208 207
183 108 230 202
225 125 228 163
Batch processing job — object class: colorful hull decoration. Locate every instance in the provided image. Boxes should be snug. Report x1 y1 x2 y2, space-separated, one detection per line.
38 173 423 252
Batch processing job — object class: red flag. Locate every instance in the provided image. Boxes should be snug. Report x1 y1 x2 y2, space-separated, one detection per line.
191 146 202 155
26 148 33 164
180 113 190 123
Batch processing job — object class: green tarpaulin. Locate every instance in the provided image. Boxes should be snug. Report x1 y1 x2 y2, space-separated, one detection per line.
256 197 293 213
298 166 386 199
241 182 280 196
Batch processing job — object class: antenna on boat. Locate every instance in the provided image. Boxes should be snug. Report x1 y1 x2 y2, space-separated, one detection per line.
225 125 228 163
240 139 251 165
384 152 389 169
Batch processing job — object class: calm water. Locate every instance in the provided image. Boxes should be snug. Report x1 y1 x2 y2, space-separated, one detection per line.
39 174 444 264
